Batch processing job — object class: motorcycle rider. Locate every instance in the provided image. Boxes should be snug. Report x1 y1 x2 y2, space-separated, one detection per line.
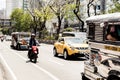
28 33 38 60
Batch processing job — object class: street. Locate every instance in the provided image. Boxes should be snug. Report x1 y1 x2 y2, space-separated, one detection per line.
0 41 85 80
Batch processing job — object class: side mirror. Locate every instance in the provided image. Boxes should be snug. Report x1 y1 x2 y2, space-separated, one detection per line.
84 39 89 44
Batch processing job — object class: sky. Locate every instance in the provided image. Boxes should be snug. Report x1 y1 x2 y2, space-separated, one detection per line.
0 0 6 10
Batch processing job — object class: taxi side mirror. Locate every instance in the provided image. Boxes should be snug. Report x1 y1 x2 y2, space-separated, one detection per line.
86 41 88 44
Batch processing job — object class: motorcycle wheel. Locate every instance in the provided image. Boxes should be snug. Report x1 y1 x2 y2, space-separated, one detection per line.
34 58 37 63
30 58 32 62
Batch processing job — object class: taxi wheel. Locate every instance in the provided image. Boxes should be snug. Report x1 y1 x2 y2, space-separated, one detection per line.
63 50 69 60
53 48 58 57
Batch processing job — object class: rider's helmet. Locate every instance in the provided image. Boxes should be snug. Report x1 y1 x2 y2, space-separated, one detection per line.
31 33 36 37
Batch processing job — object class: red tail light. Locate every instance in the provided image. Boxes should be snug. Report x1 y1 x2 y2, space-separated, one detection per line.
32 46 38 54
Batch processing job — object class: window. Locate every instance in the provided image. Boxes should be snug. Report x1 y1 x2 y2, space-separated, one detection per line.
96 5 100 10
88 23 95 40
112 59 120 67
106 25 120 41
62 33 75 37
101 60 110 67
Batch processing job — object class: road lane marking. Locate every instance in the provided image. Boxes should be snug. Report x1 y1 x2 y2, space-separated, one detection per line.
5 45 59 80
48 59 64 66
0 53 17 80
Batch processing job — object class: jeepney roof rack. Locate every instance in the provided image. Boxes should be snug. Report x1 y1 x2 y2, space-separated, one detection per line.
86 12 120 22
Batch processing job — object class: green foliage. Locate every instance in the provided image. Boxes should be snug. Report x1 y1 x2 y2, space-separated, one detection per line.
35 6 54 21
64 3 76 20
45 35 55 40
63 27 75 32
10 8 32 31
10 8 23 31
20 12 32 31
1 28 9 34
108 2 120 13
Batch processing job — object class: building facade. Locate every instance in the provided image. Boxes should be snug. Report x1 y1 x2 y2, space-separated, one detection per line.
23 0 28 11
5 0 23 19
0 10 5 19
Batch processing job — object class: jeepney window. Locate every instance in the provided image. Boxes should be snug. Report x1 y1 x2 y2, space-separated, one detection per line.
101 60 110 67
88 23 95 40
111 59 120 67
106 25 120 41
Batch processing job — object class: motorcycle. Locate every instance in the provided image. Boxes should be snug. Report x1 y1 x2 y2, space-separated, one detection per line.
28 46 38 63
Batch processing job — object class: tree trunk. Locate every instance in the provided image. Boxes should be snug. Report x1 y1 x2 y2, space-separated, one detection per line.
56 16 62 40
39 18 46 39
87 3 90 17
87 0 94 17
73 10 84 32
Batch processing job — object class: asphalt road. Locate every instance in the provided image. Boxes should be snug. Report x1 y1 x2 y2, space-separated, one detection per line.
0 41 86 80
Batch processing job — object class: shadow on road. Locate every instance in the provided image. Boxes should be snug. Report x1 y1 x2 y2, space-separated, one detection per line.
56 56 88 61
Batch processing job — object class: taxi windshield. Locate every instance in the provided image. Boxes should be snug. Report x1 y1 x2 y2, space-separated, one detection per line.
65 38 85 44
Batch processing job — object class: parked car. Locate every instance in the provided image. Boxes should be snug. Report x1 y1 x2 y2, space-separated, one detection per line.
53 37 90 60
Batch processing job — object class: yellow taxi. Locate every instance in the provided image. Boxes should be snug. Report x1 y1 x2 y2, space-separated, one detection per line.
53 37 90 59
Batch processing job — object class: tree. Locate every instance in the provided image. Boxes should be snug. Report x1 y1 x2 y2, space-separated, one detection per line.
35 5 54 38
27 0 54 39
27 0 40 34
73 0 84 32
20 12 32 31
10 8 23 31
10 8 32 32
108 1 120 13
87 0 97 17
63 27 75 32
49 0 74 39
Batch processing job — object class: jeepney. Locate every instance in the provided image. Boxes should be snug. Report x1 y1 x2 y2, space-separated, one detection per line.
82 13 120 80
11 32 30 50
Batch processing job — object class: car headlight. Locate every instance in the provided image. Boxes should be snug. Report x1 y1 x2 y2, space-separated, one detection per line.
70 46 76 50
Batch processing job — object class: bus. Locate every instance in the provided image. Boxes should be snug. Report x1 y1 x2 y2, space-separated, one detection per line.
82 13 120 80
